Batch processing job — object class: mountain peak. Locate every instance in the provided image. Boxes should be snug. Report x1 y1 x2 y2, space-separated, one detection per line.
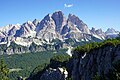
68 13 85 26
53 10 63 14
91 27 96 32
33 19 40 26
106 28 116 33
106 28 116 32
68 13 77 18
33 19 39 23
95 28 104 35
105 28 119 36
52 11 66 33
43 14 52 21
68 13 90 34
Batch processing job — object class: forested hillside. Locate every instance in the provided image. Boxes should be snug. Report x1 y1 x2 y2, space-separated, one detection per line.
0 49 67 80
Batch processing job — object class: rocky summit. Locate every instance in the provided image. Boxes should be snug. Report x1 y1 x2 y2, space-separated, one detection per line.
0 11 119 55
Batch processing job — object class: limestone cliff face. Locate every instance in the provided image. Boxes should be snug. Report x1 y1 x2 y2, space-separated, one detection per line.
72 44 120 80
0 42 62 55
40 68 68 80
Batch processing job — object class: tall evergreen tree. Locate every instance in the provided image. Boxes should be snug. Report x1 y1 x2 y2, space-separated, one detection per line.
0 58 9 80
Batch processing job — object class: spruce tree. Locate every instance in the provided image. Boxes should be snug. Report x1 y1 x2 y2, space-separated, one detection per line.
0 58 9 80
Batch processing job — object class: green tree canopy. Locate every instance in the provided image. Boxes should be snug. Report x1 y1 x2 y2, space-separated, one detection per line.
0 58 9 80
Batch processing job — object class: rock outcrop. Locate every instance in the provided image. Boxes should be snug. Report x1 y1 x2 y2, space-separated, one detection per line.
68 14 90 34
40 68 68 80
0 41 61 55
72 44 120 80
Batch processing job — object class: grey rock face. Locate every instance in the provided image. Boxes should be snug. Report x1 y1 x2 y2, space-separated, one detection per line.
52 11 66 33
32 19 40 26
62 20 82 39
90 27 96 34
36 14 62 40
68 14 90 34
40 68 68 80
72 45 120 80
0 41 59 55
36 14 53 32
95 29 105 36
0 31 5 40
90 27 106 40
0 24 14 36
36 11 95 41
61 25 70 35
15 21 36 37
8 25 20 36
95 29 106 38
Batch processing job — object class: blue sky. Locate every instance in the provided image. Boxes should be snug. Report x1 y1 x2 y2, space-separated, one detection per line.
0 0 120 31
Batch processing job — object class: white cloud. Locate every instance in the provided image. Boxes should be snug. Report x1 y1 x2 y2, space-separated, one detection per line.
64 4 73 8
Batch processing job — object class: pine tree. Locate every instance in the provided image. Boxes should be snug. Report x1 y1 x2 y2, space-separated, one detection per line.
0 58 9 80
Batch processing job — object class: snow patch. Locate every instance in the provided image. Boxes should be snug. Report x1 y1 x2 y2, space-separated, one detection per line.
7 41 11 47
66 46 72 57
81 39 85 41
92 34 102 40
15 41 32 46
106 33 118 35
82 53 86 59
0 42 7 45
